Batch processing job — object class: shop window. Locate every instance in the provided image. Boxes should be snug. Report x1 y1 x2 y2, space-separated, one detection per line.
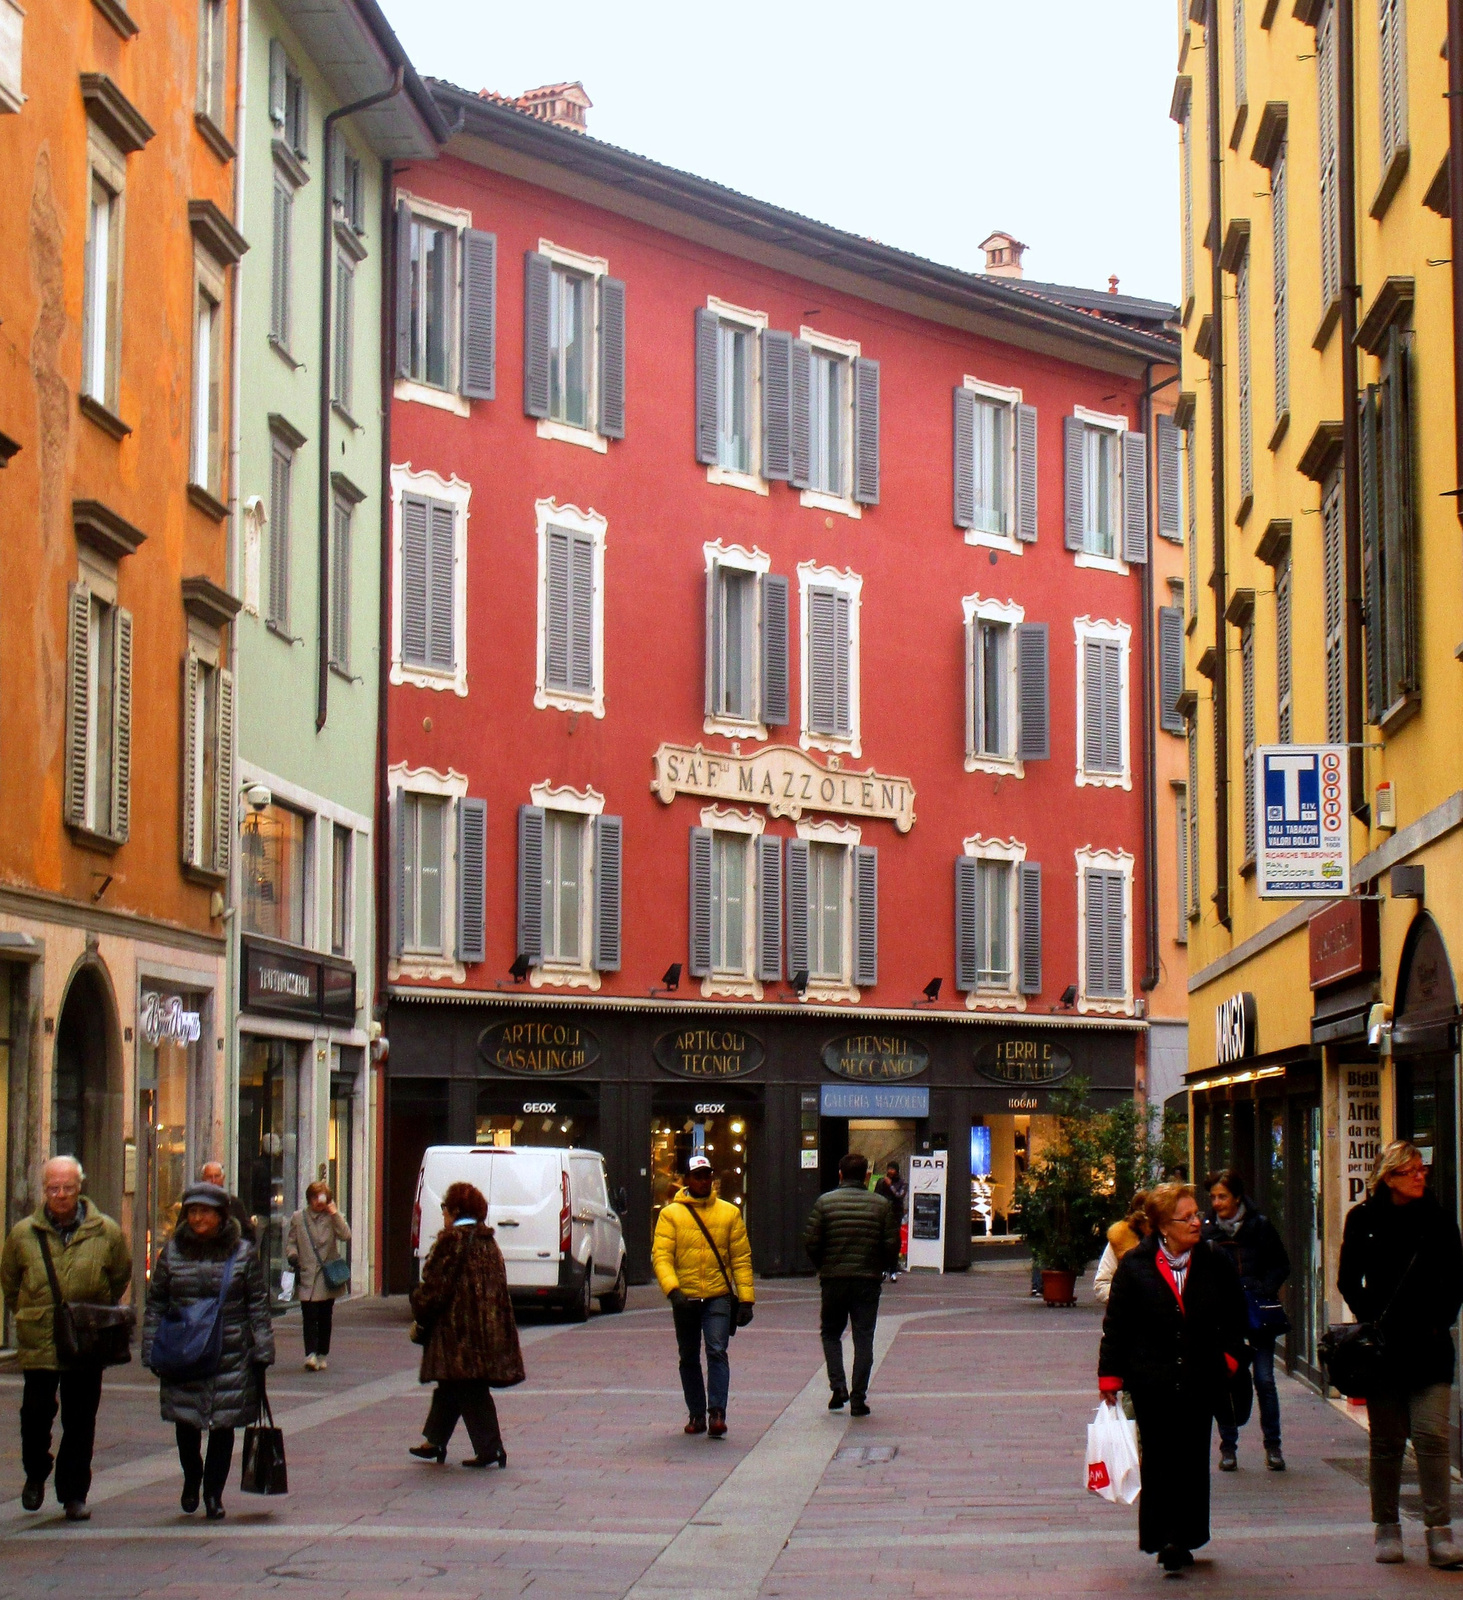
238 1034 301 1303
328 1051 358 1269
138 988 204 1269
651 1109 747 1232
240 801 308 946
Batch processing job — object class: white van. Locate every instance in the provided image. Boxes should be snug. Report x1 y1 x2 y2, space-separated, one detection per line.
411 1145 627 1320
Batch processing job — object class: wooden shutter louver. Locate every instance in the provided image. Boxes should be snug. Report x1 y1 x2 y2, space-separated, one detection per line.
212 661 232 872
755 834 782 982
694 308 720 465
1018 861 1042 995
1159 606 1185 733
1103 642 1123 771
784 838 810 978
112 608 132 844
688 827 713 978
853 845 878 988
427 500 455 671
181 650 201 868
1322 478 1345 742
1016 622 1050 761
852 356 880 505
1084 871 1107 998
789 338 811 490
456 797 487 964
544 527 570 690
460 229 497 401
705 564 722 718
1083 640 1106 773
1381 325 1418 709
597 276 626 440
953 387 976 529
394 198 412 380
1122 429 1148 564
1360 384 1384 722
569 532 594 694
516 805 545 964
760 573 790 727
1015 403 1038 542
1063 416 1085 550
808 587 850 736
1104 872 1125 998
954 856 979 992
523 251 552 419
592 814 622 971
400 492 429 666
761 329 792 482
1156 415 1181 540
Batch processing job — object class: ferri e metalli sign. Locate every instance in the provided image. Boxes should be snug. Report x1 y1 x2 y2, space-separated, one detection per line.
1256 745 1350 898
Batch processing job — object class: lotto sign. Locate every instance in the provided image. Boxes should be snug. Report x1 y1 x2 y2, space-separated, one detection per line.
1256 745 1350 898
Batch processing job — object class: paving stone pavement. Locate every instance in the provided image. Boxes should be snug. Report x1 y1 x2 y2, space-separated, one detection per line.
0 1259 1445 1598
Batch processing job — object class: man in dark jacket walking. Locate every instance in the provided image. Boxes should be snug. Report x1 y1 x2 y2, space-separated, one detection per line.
803 1153 899 1416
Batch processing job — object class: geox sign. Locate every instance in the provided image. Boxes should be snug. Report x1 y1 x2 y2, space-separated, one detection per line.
1214 992 1258 1066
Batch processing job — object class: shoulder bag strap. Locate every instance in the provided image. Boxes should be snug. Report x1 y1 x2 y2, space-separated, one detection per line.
1377 1249 1421 1327
33 1226 64 1310
303 1215 330 1273
678 1202 738 1302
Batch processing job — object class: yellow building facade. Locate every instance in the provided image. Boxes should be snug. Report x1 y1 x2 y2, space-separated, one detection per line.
1176 0 1462 1380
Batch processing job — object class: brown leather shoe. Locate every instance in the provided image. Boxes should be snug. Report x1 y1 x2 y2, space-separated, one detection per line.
684 1414 707 1435
708 1409 727 1438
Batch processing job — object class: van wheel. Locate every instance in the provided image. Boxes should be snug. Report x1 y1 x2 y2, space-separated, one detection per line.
599 1263 627 1315
568 1261 593 1323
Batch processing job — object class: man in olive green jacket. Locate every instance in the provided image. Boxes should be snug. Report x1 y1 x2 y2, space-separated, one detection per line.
0 1156 131 1519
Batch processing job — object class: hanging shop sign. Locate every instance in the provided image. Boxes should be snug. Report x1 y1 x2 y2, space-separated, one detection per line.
820 1083 930 1118
1256 745 1350 898
974 1037 1073 1087
650 742 915 833
653 1026 765 1080
906 1151 948 1273
1341 1065 1382 1214
241 936 356 1025
140 992 202 1047
821 1032 929 1082
1214 992 1258 1066
477 1018 600 1076
1309 897 1380 989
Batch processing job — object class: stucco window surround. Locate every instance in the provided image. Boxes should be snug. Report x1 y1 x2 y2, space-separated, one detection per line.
528 781 604 993
1075 845 1134 1016
537 237 611 454
82 122 127 423
962 592 1025 778
390 463 470 697
535 498 606 719
241 494 265 616
387 763 467 984
961 832 1027 1013
698 804 766 1001
394 189 472 418
794 816 862 1005
189 244 227 505
797 561 862 759
704 539 771 742
1072 404 1131 576
961 375 1025 556
1074 614 1133 791
706 296 769 496
799 324 862 520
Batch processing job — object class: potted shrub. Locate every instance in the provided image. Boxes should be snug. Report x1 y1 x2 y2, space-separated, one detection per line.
1014 1078 1110 1306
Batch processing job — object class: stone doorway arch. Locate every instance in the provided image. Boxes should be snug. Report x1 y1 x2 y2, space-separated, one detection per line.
53 958 124 1220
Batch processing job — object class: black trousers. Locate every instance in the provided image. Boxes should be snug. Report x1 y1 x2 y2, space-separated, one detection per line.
819 1278 881 1400
20 1367 103 1505
423 1380 502 1458
175 1423 235 1498
301 1299 335 1356
1131 1388 1214 1555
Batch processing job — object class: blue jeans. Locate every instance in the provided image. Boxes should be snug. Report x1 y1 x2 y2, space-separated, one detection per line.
673 1296 731 1416
1219 1337 1281 1450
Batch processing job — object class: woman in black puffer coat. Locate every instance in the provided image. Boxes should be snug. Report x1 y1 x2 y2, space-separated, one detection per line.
143 1182 275 1520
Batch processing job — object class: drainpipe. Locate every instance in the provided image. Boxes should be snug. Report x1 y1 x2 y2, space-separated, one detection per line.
1451 0 1463 522
1337 0 1366 816
1205 0 1232 929
317 68 405 733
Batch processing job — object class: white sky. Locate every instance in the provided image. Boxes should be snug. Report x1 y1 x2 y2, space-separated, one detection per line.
378 0 1181 306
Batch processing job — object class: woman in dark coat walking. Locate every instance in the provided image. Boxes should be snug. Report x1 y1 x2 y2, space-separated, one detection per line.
1201 1168 1290 1471
1099 1182 1249 1574
142 1182 275 1520
408 1181 523 1469
1339 1139 1463 1568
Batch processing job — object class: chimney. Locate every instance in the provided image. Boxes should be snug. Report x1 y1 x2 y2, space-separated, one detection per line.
1108 274 1120 295
979 231 1027 279
482 80 592 133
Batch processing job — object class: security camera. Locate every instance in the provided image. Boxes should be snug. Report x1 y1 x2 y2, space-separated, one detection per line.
244 784 272 812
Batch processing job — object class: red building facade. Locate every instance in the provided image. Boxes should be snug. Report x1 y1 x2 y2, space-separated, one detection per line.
380 88 1180 1288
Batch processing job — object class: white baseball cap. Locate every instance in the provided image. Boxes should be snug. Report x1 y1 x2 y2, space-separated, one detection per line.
687 1154 713 1173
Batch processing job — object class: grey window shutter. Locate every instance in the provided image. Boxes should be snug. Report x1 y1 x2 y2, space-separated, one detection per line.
808 586 851 736
1122 429 1148 564
1018 861 1042 995
294 79 308 160
853 845 878 988
268 39 286 124
1156 414 1181 540
1159 606 1185 734
427 499 455 670
516 805 545 964
598 276 627 440
456 798 487 964
1104 872 1125 997
460 229 497 401
390 790 406 958
1063 415 1085 550
784 838 810 978
789 338 812 490
694 308 720 465
592 814 622 971
761 329 792 482
688 827 713 978
394 199 412 380
833 591 851 734
181 650 200 867
1016 621 1049 761
544 526 570 688
756 834 782 982
1084 870 1107 998
569 531 594 693
963 614 976 760
852 356 880 505
400 492 429 665
954 855 978 992
1384 326 1418 700
1083 639 1105 772
112 607 133 844
523 251 551 419
211 661 232 873
953 387 976 529
1015 403 1038 542
704 565 721 717
760 573 789 726
1103 641 1123 771
1360 383 1384 722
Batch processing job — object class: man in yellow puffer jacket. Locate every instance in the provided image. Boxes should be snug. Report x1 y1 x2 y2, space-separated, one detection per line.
652 1153 754 1438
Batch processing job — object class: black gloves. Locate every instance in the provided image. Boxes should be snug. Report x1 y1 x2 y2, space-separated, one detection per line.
736 1301 754 1327
668 1288 689 1311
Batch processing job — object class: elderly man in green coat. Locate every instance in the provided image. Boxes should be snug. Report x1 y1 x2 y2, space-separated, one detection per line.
0 1156 131 1520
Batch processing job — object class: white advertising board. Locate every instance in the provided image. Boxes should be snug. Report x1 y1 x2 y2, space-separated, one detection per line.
1256 745 1350 898
906 1152 947 1273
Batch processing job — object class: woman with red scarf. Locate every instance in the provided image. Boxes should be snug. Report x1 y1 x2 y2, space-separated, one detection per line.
1098 1182 1249 1574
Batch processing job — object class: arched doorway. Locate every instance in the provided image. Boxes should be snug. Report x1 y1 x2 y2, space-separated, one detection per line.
1392 912 1459 1222
53 962 124 1220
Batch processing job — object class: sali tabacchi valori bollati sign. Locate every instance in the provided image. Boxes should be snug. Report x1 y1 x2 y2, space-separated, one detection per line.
650 743 915 832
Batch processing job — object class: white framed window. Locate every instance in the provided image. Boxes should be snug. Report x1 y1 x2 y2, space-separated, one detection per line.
191 249 225 497
808 838 845 981
691 807 768 1000
701 296 768 494
712 828 749 976
704 540 773 739
520 782 615 992
957 834 1031 1012
329 480 363 675
799 325 861 518
180 617 232 880
270 176 294 356
339 147 365 235
1173 781 1189 947
541 807 586 964
1075 616 1132 790
797 561 861 758
388 763 468 983
266 424 298 636
1187 715 1201 921
333 253 355 415
330 822 353 958
1076 846 1134 1015
533 238 612 452
1078 408 1124 564
196 0 226 129
394 191 473 417
535 498 606 718
390 464 470 697
961 377 1023 552
83 129 126 413
963 593 1024 775
403 793 445 954
64 572 133 845
0 0 25 115
788 818 875 1002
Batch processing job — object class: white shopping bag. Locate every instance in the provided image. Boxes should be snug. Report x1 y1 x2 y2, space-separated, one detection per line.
1085 1402 1141 1504
279 1269 296 1303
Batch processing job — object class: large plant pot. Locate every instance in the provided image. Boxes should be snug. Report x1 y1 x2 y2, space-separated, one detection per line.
1041 1268 1077 1307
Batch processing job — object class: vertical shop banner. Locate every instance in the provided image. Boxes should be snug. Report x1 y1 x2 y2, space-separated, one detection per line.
1256 745 1349 898
1341 1065 1382 1215
906 1151 947 1273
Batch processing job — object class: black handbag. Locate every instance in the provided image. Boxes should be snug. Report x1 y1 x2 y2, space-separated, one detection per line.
240 1377 288 1496
35 1226 134 1368
1319 1250 1419 1398
1214 1359 1255 1430
1245 1287 1292 1339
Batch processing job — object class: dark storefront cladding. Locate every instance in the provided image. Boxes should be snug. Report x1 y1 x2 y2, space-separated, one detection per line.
1391 911 1460 1224
383 998 1139 1293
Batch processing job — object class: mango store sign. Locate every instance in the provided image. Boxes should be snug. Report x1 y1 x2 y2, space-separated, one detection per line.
651 743 915 833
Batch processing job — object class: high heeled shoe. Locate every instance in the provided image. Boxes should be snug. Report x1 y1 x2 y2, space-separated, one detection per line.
203 1495 225 1522
180 1478 201 1514
408 1442 447 1464
462 1447 507 1469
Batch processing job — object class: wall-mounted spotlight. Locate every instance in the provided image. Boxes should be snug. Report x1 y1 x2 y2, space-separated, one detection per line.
508 954 531 983
914 977 942 1006
790 969 809 996
1057 984 1077 1010
651 962 683 997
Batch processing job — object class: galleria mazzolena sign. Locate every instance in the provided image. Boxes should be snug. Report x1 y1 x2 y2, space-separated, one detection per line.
650 743 915 832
